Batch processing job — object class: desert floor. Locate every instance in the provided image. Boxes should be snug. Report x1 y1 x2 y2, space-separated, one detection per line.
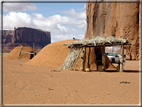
3 58 140 105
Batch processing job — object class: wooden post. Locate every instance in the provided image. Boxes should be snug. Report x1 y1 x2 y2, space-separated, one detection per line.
120 45 124 72
80 47 86 71
85 47 91 72
87 47 91 68
33 42 35 56
83 47 86 71
18 46 23 59
102 46 105 71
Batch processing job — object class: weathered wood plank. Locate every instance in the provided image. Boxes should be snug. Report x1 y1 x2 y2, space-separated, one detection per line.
102 46 105 71
18 46 23 59
120 45 124 72
20 51 35 54
80 47 86 71
87 47 90 69
66 43 131 48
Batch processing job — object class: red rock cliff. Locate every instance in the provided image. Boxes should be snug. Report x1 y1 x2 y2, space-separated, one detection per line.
3 27 51 53
85 2 139 60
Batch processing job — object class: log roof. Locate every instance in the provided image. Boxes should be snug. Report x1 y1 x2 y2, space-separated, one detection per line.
64 36 131 48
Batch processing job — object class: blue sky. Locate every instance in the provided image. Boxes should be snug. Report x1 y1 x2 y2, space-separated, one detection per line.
2 0 87 43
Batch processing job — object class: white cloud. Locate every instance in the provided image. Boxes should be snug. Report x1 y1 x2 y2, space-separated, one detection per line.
3 12 34 29
61 9 86 20
77 20 86 30
31 13 87 36
57 24 68 33
52 34 72 41
3 3 37 12
3 8 86 42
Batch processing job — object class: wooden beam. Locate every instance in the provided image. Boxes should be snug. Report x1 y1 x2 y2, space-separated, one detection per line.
20 51 35 54
102 46 105 71
85 47 91 72
85 43 131 47
87 47 90 68
18 46 23 59
65 43 131 48
83 47 86 71
80 47 86 71
120 45 124 72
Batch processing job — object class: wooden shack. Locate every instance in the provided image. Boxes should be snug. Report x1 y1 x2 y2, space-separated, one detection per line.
59 36 131 72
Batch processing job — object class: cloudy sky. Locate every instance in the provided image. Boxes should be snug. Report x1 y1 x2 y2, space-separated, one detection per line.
2 0 87 43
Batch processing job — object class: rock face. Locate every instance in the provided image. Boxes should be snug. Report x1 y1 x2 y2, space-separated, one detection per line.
85 1 139 60
3 30 14 43
3 27 51 53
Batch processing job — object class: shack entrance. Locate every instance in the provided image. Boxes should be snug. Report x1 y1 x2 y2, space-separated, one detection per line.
17 43 36 59
95 48 102 71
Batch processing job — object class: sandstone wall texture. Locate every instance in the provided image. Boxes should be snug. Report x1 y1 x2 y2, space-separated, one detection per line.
85 2 139 60
3 27 51 53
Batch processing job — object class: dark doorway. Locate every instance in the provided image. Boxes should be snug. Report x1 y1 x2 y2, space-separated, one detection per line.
95 48 102 71
30 53 34 59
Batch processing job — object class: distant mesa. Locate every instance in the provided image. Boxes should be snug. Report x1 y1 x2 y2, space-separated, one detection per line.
3 27 51 53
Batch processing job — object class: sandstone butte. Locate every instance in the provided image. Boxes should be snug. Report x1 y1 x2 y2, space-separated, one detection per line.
3 27 51 53
85 1 139 60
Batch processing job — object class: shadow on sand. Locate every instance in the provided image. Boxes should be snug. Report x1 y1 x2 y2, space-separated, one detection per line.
104 70 140 73
75 69 140 73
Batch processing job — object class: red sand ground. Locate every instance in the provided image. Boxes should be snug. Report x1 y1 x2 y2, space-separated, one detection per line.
3 59 140 105
3 40 140 105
